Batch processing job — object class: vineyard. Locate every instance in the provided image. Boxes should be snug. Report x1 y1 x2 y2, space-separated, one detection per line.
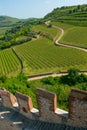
52 22 87 48
60 26 87 48
0 12 87 77
13 38 87 75
0 49 21 77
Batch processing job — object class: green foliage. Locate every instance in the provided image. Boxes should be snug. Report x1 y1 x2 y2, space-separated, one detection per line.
60 68 87 86
77 74 87 83
0 74 70 110
0 16 40 50
0 72 87 110
0 25 37 49
41 77 55 85
68 68 79 77
67 68 79 85
75 83 87 91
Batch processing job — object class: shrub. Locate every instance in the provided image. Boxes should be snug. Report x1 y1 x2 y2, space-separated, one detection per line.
41 77 55 85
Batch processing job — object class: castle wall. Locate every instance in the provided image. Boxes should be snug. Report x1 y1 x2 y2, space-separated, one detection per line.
0 87 87 128
0 89 18 108
16 92 34 119
36 88 67 123
68 88 87 127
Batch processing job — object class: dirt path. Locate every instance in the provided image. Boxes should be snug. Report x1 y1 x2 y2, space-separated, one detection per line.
53 25 87 53
28 23 87 81
28 72 67 81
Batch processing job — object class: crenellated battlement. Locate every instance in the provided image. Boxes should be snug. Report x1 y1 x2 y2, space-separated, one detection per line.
0 87 87 128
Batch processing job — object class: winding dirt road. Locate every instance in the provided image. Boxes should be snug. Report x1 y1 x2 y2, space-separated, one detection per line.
53 25 87 53
28 23 87 81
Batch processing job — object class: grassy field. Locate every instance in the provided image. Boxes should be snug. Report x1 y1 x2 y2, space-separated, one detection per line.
13 38 87 75
0 49 21 77
52 22 87 48
31 24 61 41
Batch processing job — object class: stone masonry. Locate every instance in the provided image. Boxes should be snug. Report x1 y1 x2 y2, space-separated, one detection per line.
68 88 87 127
0 87 87 128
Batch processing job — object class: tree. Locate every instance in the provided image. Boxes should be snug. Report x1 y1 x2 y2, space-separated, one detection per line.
67 68 80 85
68 10 72 14
60 68 80 86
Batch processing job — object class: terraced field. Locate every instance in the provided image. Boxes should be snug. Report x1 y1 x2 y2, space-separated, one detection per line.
13 38 87 75
0 49 21 77
58 12 87 27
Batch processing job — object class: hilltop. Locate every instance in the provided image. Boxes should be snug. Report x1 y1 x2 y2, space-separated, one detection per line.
0 16 19 27
44 4 87 26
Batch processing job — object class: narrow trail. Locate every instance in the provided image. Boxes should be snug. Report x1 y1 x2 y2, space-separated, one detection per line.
53 25 87 53
28 23 87 81
28 72 67 81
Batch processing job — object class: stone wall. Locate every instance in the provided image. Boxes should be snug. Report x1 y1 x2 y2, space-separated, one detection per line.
16 92 34 119
0 88 18 108
68 88 87 127
0 87 87 128
36 88 62 123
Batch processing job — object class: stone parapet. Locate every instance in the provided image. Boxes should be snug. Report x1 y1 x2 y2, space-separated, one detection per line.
0 87 87 128
68 88 87 127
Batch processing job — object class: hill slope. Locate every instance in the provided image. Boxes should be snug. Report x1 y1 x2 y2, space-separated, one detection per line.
44 4 87 26
0 16 20 27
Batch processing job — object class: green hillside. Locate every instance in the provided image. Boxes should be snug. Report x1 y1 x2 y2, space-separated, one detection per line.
0 16 19 27
0 16 40 49
0 16 20 35
44 4 87 27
